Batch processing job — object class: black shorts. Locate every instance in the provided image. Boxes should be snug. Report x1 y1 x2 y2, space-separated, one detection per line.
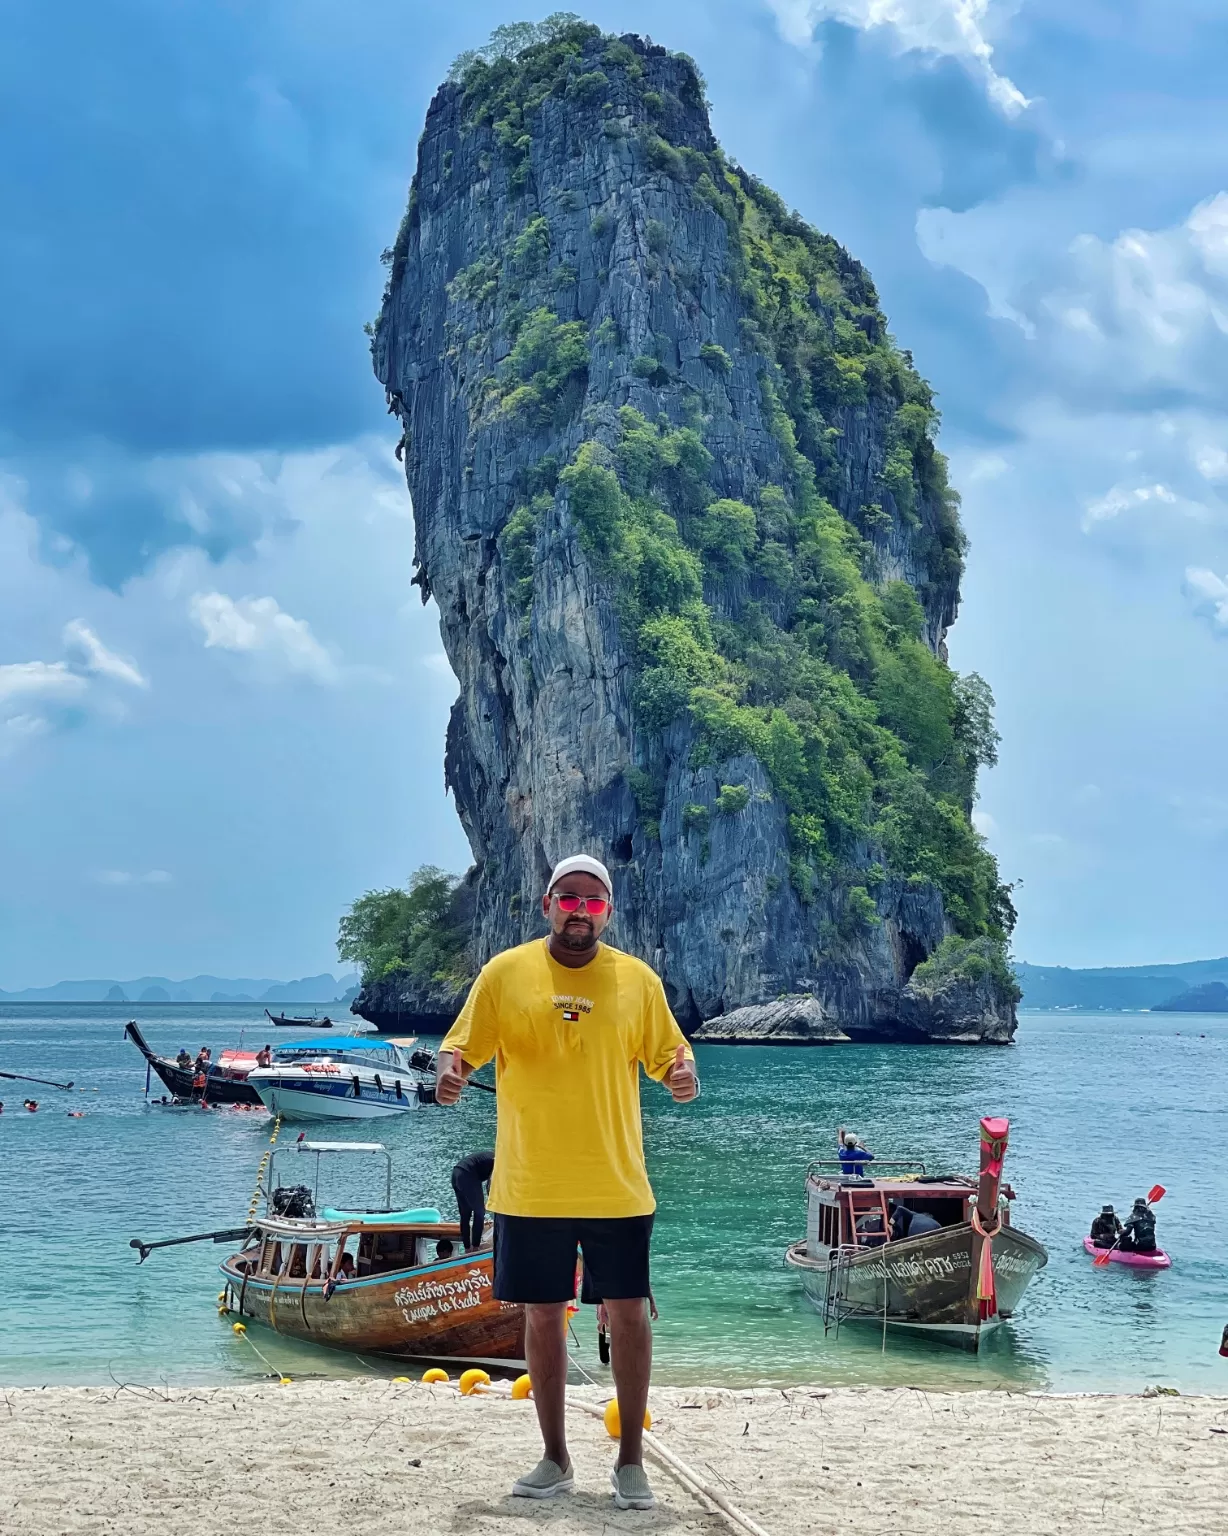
492 1213 654 1304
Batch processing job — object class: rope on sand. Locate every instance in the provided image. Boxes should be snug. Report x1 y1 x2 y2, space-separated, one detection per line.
567 1398 773 1536
449 1378 772 1536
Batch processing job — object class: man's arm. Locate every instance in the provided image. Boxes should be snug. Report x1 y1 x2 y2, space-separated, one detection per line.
436 969 498 1105
435 1049 471 1106
641 979 698 1102
666 1042 699 1103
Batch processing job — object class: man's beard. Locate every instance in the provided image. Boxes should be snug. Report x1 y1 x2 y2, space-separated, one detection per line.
557 920 595 951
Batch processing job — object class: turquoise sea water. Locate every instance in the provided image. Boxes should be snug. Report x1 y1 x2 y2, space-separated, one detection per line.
1 1004 1225 1393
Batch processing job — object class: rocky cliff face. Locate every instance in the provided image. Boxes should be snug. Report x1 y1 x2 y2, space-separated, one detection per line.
369 24 1016 1044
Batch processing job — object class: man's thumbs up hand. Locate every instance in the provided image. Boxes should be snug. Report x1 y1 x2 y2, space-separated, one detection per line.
436 1047 466 1106
667 1041 698 1103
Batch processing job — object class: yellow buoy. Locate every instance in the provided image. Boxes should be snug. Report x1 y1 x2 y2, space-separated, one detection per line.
217 1306 229 1317
603 1399 651 1438
217 1291 227 1302
232 1322 247 1334
421 1367 449 1384
279 1377 292 1386
458 1368 491 1396
392 1376 410 1383
511 1374 533 1401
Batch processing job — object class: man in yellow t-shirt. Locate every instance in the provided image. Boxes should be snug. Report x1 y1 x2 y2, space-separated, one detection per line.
436 852 698 1511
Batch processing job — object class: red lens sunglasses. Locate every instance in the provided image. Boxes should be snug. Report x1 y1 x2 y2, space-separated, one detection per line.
554 894 610 914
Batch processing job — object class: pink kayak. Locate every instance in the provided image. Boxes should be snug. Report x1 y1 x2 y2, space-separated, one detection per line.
1083 1236 1172 1269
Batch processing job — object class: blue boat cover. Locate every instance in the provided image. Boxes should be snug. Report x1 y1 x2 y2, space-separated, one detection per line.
278 1037 402 1052
320 1206 443 1225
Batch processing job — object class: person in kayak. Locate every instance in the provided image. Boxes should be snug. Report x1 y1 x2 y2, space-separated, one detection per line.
837 1129 874 1176
1090 1205 1123 1249
1118 1197 1157 1253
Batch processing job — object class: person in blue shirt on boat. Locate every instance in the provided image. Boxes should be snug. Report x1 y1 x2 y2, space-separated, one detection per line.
837 1128 874 1177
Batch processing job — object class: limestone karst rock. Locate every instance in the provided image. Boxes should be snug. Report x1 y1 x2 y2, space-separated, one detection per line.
366 23 1017 1042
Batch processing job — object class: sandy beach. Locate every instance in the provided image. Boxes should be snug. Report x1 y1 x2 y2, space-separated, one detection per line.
3 1379 1224 1535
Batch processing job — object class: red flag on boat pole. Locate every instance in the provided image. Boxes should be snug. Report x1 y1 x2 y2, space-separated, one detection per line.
974 1116 1010 1322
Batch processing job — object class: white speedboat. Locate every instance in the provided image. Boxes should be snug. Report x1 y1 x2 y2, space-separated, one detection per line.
247 1037 433 1121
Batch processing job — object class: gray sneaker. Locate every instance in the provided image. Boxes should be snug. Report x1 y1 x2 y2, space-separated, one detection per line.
511 1458 574 1499
610 1463 655 1510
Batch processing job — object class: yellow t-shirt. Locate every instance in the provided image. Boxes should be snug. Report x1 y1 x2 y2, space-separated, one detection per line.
439 938 692 1218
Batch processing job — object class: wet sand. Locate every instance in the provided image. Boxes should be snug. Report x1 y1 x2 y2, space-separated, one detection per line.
3 1380 1225 1534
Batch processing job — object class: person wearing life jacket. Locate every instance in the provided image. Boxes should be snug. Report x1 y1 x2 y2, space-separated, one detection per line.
1090 1205 1123 1249
1119 1197 1157 1253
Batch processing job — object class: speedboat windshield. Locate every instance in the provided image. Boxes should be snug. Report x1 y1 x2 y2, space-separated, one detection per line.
274 1038 411 1071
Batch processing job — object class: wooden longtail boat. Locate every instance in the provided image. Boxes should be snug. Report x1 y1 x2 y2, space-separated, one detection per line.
123 1020 263 1106
217 1142 524 1367
784 1116 1047 1350
266 1009 333 1028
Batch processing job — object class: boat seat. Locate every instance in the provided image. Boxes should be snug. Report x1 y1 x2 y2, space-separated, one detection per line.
321 1206 443 1226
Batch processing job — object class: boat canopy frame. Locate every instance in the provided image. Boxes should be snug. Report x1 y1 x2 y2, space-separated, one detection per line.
266 1140 393 1213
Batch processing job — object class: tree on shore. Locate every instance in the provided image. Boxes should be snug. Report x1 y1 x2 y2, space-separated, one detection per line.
337 866 471 986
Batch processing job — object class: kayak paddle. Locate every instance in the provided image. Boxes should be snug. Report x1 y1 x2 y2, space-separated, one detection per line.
1094 1184 1166 1266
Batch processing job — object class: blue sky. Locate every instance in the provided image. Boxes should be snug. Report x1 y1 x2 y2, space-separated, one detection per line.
2 1 1226 984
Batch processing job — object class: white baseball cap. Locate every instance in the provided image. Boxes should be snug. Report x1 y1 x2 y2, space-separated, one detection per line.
547 854 613 898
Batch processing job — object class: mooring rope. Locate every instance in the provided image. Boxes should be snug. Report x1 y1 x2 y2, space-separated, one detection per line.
246 1113 282 1223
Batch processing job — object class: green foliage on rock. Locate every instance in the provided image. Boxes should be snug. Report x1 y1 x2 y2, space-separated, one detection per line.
551 402 1006 943
488 306 589 425
715 783 750 815
909 935 1021 1005
499 495 547 611
700 341 732 375
511 214 551 274
337 866 473 987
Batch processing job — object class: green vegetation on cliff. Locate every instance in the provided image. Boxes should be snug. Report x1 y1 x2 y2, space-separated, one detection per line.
423 23 1015 967
337 867 472 987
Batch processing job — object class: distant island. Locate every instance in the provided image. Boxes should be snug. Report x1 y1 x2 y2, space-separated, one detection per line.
1016 958 1228 1012
0 973 359 1005
1151 980 1228 1014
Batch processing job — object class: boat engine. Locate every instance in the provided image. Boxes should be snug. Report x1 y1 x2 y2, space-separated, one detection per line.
270 1184 316 1218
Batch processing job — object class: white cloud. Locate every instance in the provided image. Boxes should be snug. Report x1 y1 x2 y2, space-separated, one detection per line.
924 191 1228 406
766 0 1028 116
1185 566 1228 631
0 660 87 705
1082 481 1178 528
0 625 149 757
189 591 338 683
971 808 997 837
92 869 173 886
62 620 148 689
1 713 50 757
